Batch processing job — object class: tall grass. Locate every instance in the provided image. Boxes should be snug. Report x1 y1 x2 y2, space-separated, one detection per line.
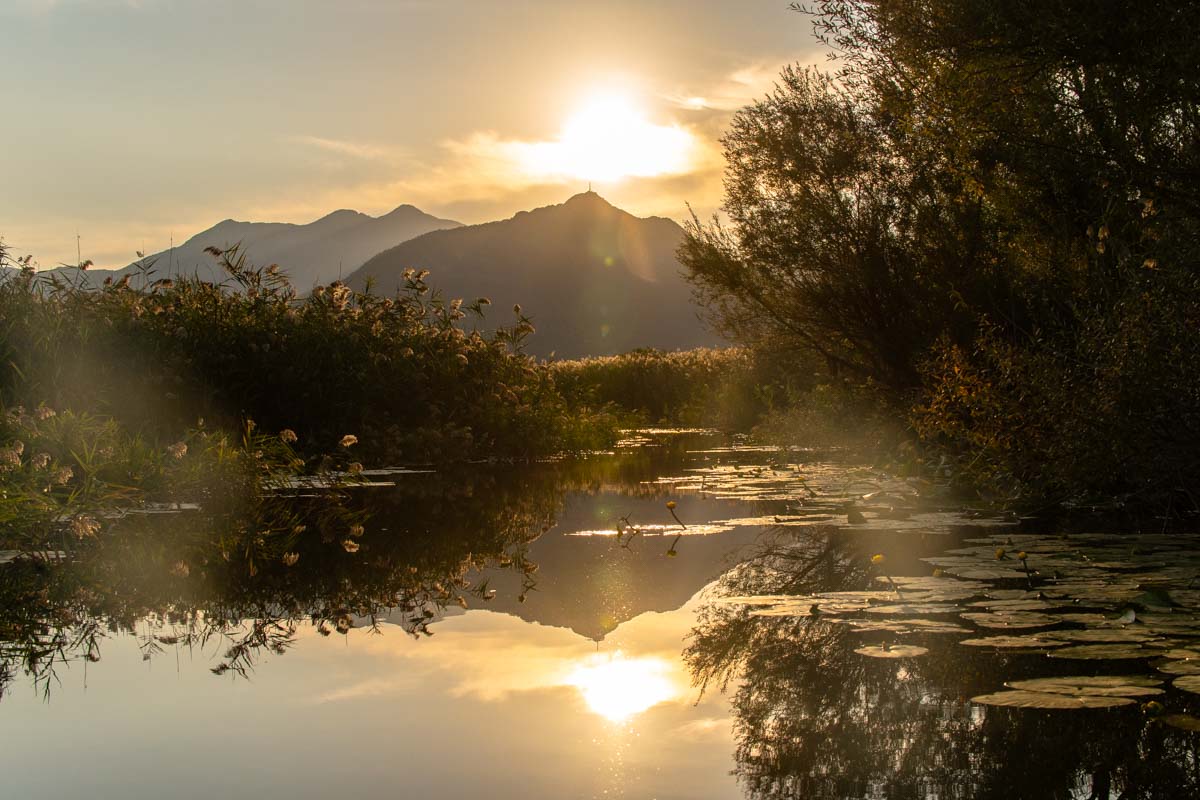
551 347 793 430
0 243 616 465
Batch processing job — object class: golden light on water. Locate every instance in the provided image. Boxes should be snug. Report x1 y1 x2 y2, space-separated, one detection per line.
566 653 679 722
516 93 694 183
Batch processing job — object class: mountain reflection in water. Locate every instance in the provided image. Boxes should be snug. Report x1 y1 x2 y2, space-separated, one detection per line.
3 431 1200 799
0 433 762 800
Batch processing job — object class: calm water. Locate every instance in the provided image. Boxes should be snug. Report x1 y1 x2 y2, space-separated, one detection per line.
2 431 1200 799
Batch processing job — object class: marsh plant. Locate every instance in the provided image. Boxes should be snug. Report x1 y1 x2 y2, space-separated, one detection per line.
0 242 616 466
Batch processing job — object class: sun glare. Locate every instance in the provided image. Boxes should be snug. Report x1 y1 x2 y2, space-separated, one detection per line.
517 93 694 183
566 653 679 723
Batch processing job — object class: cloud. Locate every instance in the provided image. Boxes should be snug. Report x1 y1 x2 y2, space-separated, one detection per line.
290 135 405 164
663 59 799 112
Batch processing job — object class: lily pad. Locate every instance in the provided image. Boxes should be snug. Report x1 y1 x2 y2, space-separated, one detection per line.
854 644 929 659
865 603 961 615
1173 675 1200 694
971 690 1135 709
1049 644 1152 660
1157 660 1200 676
1162 713 1200 732
959 635 1066 649
1043 629 1161 644
960 611 1059 629
842 618 972 634
1005 676 1164 698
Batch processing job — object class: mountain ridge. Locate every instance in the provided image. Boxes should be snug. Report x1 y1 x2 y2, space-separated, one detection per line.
37 204 462 288
347 192 720 357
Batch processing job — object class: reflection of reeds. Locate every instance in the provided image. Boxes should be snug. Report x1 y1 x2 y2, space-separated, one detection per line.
871 553 902 596
666 500 685 557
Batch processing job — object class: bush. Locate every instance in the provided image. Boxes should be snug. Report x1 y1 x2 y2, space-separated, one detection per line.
551 347 804 430
0 244 617 464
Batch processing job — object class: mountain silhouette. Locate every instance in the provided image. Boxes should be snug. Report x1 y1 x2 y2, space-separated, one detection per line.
48 204 462 288
346 191 720 357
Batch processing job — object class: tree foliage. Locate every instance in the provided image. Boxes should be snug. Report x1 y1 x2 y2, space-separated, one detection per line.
683 0 1200 506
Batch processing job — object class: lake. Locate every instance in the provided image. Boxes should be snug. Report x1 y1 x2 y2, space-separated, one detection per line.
2 430 1199 799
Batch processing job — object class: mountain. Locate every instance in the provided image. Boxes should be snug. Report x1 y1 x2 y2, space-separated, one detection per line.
47 205 462 288
346 191 721 357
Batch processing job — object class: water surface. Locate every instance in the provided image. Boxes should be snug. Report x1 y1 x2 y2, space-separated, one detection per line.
3 431 1200 799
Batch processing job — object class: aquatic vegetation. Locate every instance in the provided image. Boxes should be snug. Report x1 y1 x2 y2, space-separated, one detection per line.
688 520 1200 799
550 347 790 430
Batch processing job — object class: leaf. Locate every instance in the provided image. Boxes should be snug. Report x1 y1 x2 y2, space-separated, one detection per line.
1162 713 1200 732
853 644 929 658
960 611 1059 629
959 635 1067 649
971 690 1135 709
1005 675 1164 698
1049 644 1152 660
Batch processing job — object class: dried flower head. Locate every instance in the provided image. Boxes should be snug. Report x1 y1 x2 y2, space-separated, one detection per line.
339 434 358 448
167 441 188 460
279 429 298 444
70 514 101 539
282 552 300 567
342 539 360 553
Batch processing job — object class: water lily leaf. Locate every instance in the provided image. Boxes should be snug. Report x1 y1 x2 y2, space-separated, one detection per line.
1048 644 1151 660
959 635 1067 649
1042 629 1160 644
865 603 961 615
854 644 929 658
971 690 1135 709
960 611 1059 629
1157 660 1200 676
1156 649 1200 660
842 618 972 634
1005 676 1164 698
1173 675 1200 694
967 599 1057 611
1163 713 1200 731
947 568 1030 581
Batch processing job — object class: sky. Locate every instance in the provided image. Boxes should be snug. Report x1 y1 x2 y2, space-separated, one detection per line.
1 0 826 269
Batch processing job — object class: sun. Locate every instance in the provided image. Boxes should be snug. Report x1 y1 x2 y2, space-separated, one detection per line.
516 92 694 183
565 653 679 723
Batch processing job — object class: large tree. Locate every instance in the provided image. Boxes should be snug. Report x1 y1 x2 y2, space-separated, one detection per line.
684 1 1200 503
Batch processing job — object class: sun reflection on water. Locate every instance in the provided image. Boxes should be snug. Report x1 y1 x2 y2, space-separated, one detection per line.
565 652 679 722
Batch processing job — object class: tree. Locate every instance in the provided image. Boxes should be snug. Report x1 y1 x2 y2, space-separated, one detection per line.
684 1 1200 504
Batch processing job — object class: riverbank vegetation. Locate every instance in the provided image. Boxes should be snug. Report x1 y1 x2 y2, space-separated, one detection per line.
681 0 1200 512
0 242 617 551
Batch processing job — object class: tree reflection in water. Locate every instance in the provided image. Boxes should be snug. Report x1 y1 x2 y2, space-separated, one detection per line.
0 464 572 699
685 528 1200 799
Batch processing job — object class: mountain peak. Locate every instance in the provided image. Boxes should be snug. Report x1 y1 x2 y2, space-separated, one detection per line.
314 209 369 225
562 190 615 210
